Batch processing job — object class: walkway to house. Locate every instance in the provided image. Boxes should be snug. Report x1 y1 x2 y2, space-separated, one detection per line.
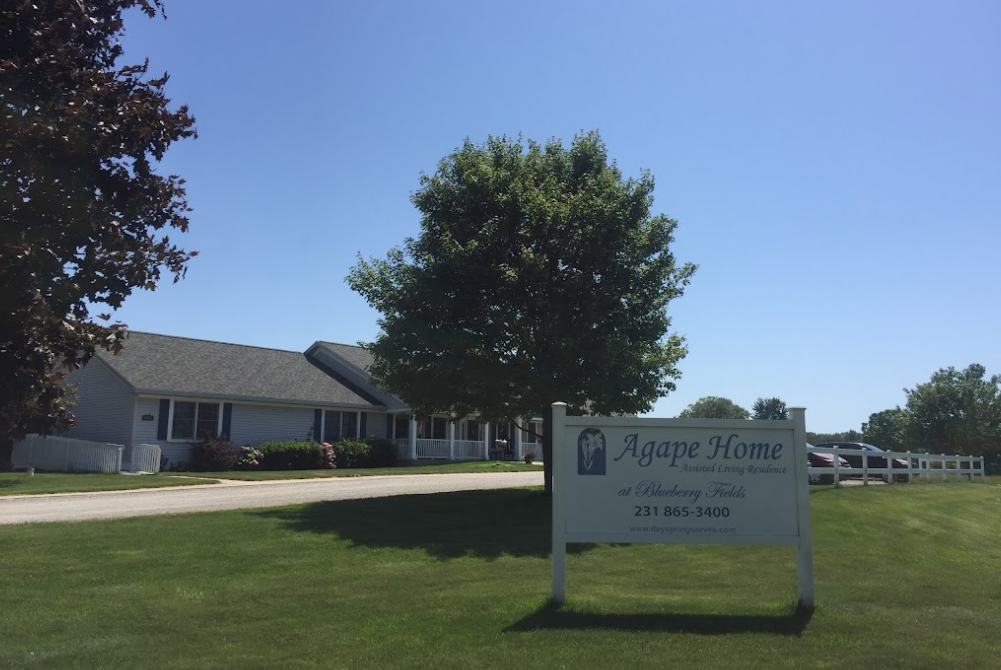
0 471 544 525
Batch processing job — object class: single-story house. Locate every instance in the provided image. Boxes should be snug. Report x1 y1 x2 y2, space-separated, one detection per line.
65 332 543 469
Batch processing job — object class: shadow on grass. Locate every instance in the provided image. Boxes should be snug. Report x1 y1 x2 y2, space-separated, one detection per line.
507 600 813 636
254 487 597 561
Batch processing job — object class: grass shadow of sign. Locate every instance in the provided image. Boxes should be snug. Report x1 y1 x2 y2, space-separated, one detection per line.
254 487 597 561
507 601 814 636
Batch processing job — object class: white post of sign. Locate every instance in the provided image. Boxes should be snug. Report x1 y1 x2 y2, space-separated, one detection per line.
790 407 814 610
551 402 568 604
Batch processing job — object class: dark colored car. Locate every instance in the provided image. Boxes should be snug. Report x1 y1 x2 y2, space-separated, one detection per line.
806 446 852 485
813 442 909 482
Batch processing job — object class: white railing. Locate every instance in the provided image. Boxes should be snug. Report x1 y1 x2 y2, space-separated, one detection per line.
416 438 449 460
131 443 162 474
807 446 986 487
453 440 484 460
12 434 124 473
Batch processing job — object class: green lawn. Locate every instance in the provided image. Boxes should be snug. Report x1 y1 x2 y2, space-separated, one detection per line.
0 472 216 496
195 459 542 480
0 462 539 496
1 481 999 669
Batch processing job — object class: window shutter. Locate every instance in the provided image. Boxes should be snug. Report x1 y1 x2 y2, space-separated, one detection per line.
386 415 393 439
157 399 170 440
360 412 367 438
221 403 233 437
313 409 322 442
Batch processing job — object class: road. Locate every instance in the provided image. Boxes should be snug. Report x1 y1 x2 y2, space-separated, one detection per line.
0 471 544 525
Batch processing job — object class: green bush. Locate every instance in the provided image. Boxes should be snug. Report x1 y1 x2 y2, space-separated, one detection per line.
366 438 399 468
255 440 335 470
333 438 371 468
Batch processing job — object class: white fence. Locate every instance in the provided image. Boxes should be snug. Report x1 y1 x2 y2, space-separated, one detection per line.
393 438 487 461
131 443 162 474
807 446 986 486
12 434 124 473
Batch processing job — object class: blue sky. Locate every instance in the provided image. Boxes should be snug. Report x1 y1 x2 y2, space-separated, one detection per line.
112 0 1000 432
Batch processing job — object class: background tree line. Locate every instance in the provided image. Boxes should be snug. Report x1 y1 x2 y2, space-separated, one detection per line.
680 363 1001 473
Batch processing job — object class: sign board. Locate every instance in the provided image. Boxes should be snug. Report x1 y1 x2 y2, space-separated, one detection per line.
551 403 814 609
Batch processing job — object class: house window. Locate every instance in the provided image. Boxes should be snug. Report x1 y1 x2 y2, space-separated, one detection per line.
394 415 410 439
432 417 447 440
324 410 359 442
465 419 479 441
342 412 358 440
170 401 221 441
524 422 540 444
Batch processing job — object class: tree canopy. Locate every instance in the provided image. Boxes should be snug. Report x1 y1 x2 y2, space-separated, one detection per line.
0 0 196 469
861 407 908 451
903 364 1001 471
347 132 696 492
752 397 789 420
677 396 749 420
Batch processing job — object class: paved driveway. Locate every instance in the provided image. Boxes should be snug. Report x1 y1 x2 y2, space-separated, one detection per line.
0 471 544 525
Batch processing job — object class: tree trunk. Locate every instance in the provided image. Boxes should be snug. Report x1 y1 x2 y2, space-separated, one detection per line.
0 436 15 472
542 408 553 496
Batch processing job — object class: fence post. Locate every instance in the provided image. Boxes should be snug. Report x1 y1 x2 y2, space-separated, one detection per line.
116 446 123 473
886 452 894 485
862 449 868 486
833 447 841 488
906 451 913 483
941 455 947 482
981 457 986 483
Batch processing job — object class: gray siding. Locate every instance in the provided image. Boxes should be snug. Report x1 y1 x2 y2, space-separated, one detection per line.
229 404 314 445
133 397 394 468
65 358 135 449
132 397 183 465
364 412 387 440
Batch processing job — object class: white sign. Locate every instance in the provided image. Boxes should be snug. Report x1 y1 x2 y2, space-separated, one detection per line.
551 404 814 609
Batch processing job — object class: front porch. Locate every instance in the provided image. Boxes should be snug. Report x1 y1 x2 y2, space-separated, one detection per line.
389 415 542 462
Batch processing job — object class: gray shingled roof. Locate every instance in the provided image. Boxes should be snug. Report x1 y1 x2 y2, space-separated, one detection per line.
318 342 375 378
309 342 409 412
97 332 380 408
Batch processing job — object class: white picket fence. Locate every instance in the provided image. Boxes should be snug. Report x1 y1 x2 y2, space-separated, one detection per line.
130 443 163 474
807 445 986 487
12 434 124 473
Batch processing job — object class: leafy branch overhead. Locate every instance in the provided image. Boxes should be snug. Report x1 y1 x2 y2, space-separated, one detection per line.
0 0 196 469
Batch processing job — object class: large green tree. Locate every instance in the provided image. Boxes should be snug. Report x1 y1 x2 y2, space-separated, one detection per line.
751 397 788 420
861 407 908 451
0 0 196 469
677 396 749 420
903 364 1001 471
348 132 696 493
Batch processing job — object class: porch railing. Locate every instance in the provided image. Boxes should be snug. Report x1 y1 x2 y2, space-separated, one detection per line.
416 438 449 460
453 440 484 460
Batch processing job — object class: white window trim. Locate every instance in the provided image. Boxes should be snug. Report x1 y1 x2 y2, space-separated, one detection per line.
320 409 361 443
166 399 224 443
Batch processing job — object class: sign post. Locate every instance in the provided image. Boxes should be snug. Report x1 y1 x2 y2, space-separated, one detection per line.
551 402 814 610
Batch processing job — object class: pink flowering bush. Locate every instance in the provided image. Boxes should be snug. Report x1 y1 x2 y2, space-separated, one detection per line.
321 442 337 469
236 446 263 470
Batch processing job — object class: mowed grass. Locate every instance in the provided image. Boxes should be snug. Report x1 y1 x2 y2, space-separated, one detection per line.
196 460 542 480
1 481 999 670
0 472 216 496
0 461 539 496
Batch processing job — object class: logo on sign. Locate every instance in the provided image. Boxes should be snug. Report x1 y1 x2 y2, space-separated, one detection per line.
578 428 606 475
